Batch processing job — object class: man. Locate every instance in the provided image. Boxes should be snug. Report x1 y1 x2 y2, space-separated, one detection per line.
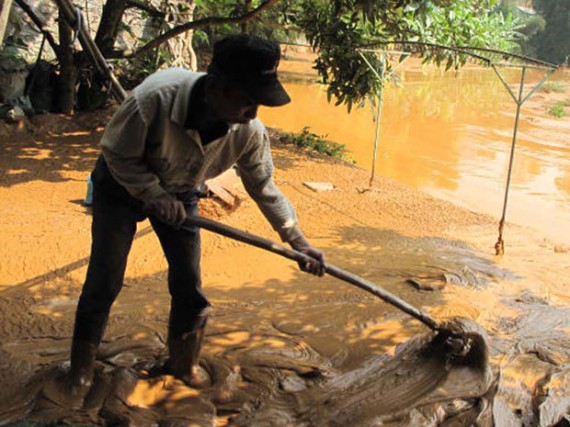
68 34 326 391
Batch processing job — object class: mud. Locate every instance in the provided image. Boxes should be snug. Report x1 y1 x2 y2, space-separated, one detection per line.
236 318 493 426
1 104 570 426
1 317 496 426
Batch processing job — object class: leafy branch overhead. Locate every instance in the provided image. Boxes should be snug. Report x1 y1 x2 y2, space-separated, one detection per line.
149 0 518 111
297 0 521 111
121 0 281 58
16 0 525 114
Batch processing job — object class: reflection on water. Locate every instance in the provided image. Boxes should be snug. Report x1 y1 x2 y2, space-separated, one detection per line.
260 55 570 244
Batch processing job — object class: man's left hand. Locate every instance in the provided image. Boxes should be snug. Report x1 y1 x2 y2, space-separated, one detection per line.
289 236 326 277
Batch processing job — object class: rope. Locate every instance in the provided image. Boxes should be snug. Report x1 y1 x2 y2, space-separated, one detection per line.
71 7 83 45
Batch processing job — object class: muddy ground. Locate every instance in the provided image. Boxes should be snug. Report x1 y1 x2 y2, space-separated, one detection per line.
1 109 570 426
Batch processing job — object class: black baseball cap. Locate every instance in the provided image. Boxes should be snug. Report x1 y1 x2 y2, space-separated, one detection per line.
208 34 291 107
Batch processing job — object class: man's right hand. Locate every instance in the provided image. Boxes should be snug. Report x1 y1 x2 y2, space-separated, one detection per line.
289 235 326 277
143 194 187 227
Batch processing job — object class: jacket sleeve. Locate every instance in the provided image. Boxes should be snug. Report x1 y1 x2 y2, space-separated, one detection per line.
100 94 168 201
236 129 304 242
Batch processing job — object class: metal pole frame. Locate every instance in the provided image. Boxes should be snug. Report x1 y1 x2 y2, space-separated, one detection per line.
491 64 558 255
357 49 410 187
357 43 559 254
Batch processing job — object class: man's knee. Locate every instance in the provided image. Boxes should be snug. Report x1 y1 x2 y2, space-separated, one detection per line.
77 283 121 315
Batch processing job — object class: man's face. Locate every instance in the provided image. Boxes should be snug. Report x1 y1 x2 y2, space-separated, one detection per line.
208 80 259 125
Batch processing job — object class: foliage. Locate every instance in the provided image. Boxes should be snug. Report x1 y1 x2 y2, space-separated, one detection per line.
193 0 301 49
547 102 567 118
501 0 570 63
496 0 545 56
41 0 525 113
297 0 521 111
115 0 301 75
0 45 27 71
115 48 172 90
403 1 520 53
518 14 546 41
538 81 565 94
530 0 570 65
278 126 349 159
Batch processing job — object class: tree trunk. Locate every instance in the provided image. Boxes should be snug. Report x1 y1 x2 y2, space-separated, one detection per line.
126 0 280 59
241 0 252 33
0 0 14 44
165 1 197 70
94 0 127 57
56 8 76 113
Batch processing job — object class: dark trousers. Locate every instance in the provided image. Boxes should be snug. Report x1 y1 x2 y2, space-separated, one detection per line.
73 156 210 346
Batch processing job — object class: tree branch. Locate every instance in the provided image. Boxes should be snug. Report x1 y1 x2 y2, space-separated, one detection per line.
14 0 59 57
125 0 164 19
256 16 296 32
125 0 281 58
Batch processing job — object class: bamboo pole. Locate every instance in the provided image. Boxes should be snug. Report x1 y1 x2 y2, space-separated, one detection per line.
54 0 127 102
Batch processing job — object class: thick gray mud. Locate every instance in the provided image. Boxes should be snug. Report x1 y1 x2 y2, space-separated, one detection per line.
3 231 569 426
236 319 494 427
491 294 570 427
1 324 495 427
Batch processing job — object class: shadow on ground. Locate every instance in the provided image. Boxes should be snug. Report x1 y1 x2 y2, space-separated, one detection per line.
0 221 525 426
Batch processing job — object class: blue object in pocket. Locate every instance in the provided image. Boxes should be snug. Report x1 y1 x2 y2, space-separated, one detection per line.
84 173 94 206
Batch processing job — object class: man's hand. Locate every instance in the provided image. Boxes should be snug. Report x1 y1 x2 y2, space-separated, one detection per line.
143 193 187 227
289 236 326 277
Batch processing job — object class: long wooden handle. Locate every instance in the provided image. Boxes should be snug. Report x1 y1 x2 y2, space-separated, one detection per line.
182 216 440 331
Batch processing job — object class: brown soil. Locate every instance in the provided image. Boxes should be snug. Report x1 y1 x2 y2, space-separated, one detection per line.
1 109 569 426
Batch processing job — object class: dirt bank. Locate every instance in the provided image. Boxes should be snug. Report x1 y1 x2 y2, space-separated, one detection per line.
1 111 569 426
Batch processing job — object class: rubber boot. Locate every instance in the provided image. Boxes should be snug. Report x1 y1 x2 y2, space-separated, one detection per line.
165 327 210 388
69 338 98 389
42 338 98 409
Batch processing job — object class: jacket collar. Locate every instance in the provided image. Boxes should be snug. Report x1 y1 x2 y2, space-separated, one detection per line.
171 71 206 127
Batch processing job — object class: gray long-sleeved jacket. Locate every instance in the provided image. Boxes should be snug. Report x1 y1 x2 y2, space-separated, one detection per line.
100 68 302 242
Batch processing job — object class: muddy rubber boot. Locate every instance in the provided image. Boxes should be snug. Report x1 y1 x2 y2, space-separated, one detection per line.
165 327 210 388
42 339 98 409
68 339 98 389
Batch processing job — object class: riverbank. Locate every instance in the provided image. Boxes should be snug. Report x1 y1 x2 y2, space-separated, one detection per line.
1 112 570 425
261 53 570 247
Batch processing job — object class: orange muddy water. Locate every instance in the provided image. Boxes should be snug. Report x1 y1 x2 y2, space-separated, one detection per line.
260 53 570 246
1 60 570 426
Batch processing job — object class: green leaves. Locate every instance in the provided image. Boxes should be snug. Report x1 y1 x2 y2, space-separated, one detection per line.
530 0 570 64
279 126 348 158
403 2 420 13
298 0 521 111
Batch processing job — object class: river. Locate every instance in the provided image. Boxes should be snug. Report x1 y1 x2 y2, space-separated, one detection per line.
260 52 570 245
